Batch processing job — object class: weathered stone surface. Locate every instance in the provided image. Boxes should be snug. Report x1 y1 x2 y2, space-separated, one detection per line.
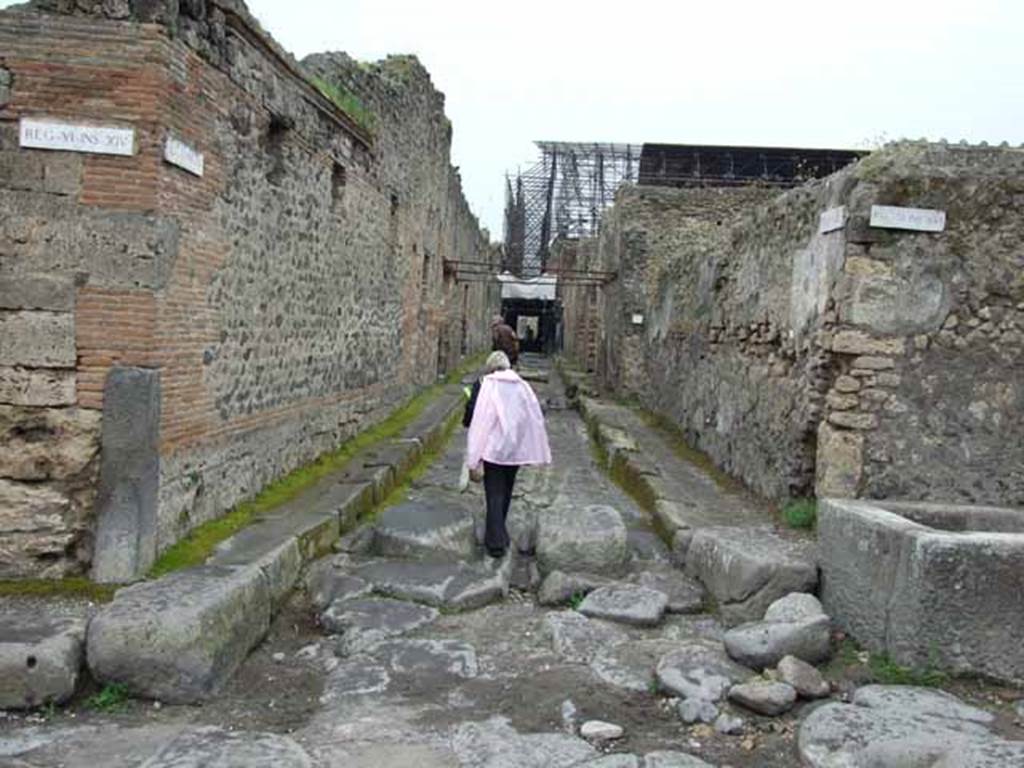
536 503 628 574
139 725 312 767
322 598 439 655
655 641 753 701
580 720 623 741
723 618 830 670
819 498 1024 684
373 500 476 560
578 584 668 626
580 756 639 768
763 591 826 623
355 558 507 611
589 639 678 693
537 570 609 606
87 565 271 703
0 614 85 709
0 367 76 407
678 697 718 724
815 421 864 497
318 658 391 704
0 405 101 480
0 274 75 312
728 680 797 716
0 310 75 367
91 367 161 583
643 753 716 768
543 610 628 664
0 479 78 578
369 638 478 680
305 562 371 612
684 526 818 625
631 567 705 614
799 685 1023 767
776 655 830 699
452 716 597 768
714 714 745 735
830 330 906 357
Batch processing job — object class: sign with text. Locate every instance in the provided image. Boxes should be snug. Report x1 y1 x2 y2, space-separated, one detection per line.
163 135 204 177
869 205 946 232
19 118 134 156
818 206 846 234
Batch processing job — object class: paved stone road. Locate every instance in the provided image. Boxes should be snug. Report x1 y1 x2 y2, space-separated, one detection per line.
3 357 1021 767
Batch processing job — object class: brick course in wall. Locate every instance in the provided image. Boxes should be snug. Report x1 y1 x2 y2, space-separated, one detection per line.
0 2 500 578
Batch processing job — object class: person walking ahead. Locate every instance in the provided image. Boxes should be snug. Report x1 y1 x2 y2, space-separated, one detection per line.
490 314 519 367
465 351 551 559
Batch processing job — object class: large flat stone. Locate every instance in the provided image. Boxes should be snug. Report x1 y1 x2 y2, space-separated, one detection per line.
630 566 706 614
318 658 391 704
373 500 476 560
536 504 628 575
537 570 610 606
0 613 85 709
322 597 439 655
799 684 1023 767
684 526 818 625
355 559 506 611
543 610 628 664
590 639 679 693
86 565 271 703
452 716 597 768
369 638 478 680
139 725 312 767
723 591 831 670
655 641 754 701
578 584 668 627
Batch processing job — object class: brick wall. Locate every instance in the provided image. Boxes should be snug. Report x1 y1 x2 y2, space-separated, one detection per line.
0 2 499 579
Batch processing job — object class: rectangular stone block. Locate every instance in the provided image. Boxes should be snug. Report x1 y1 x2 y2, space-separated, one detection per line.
0 405 101 480
0 311 75 368
0 367 76 406
819 498 1024 685
0 275 75 311
831 330 906 357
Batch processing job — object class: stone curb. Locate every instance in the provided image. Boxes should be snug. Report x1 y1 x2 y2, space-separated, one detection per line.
84 386 465 704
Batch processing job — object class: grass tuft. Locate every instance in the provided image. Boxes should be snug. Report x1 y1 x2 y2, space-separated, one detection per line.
86 683 130 712
149 354 486 578
0 578 117 602
781 498 817 529
869 652 949 687
310 76 377 135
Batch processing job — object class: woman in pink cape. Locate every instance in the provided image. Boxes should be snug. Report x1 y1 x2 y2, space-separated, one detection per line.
464 351 552 560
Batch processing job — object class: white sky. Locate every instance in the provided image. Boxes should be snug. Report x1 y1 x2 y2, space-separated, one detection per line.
4 0 1023 238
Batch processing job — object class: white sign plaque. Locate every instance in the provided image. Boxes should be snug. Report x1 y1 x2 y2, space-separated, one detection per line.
19 118 134 156
818 206 846 234
869 205 946 232
164 135 204 177
631 313 644 326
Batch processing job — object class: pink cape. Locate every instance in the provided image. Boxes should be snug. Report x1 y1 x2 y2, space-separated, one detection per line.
465 369 552 469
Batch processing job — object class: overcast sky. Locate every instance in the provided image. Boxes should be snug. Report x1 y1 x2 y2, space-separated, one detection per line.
5 0 1022 238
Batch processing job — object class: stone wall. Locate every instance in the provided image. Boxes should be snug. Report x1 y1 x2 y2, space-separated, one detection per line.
570 144 1024 506
0 1 499 579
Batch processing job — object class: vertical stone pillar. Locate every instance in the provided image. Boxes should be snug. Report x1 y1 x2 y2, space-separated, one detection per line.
91 367 160 583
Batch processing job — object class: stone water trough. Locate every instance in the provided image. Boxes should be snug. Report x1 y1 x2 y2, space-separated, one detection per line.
818 498 1024 685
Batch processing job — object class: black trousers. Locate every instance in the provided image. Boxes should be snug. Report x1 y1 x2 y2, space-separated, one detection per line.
483 461 519 556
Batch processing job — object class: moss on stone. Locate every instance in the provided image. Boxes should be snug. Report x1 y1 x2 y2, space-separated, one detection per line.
0 578 117 602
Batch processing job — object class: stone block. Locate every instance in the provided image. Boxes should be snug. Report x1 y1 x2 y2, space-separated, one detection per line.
0 311 75 368
0 275 75 311
91 367 161 583
684 526 818 625
842 271 950 335
0 366 76 406
86 564 271 703
830 330 906 357
0 478 70 534
536 503 628 575
373 499 476 560
0 614 86 709
826 411 877 430
578 584 668 627
0 405 101 480
139 726 313 767
819 498 1024 684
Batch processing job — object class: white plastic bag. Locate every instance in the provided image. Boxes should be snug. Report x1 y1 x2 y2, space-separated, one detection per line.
458 463 470 493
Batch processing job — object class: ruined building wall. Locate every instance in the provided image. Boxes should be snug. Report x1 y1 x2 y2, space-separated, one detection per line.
0 1 499 579
571 145 1024 505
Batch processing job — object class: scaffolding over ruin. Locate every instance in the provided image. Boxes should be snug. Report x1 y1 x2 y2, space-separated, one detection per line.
504 142 642 275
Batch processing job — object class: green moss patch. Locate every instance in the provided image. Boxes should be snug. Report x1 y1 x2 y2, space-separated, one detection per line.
0 578 118 603
781 498 817 530
310 75 377 135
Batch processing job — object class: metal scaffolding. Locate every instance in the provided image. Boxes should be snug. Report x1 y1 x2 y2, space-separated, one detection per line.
504 142 642 275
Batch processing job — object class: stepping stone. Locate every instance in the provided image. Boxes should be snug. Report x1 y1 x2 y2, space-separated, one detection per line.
728 680 797 716
536 504 627 575
370 638 478 680
543 611 628 664
684 526 817 625
139 725 312 767
590 639 678 693
319 659 390 704
373 499 476 560
631 567 705 614
537 570 609 606
355 559 506 611
87 565 270 703
722 592 831 669
0 611 86 709
452 716 597 767
643 753 716 767
799 685 1023 767
655 641 753 701
578 584 668 626
305 560 372 612
580 720 623 741
581 757 639 768
321 598 439 655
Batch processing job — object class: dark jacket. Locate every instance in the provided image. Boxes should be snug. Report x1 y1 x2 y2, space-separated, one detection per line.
462 379 482 428
491 323 519 365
